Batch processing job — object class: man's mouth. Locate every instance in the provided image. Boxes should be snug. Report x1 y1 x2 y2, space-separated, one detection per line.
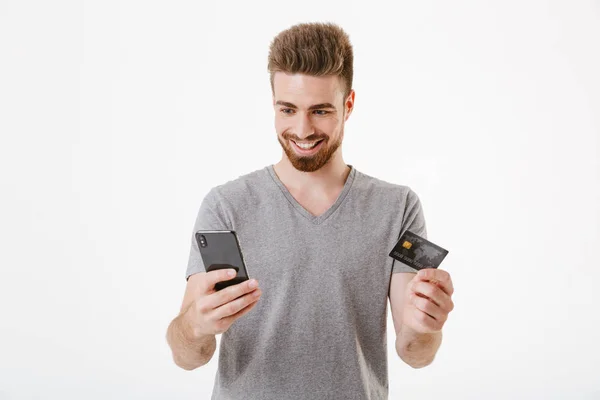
291 139 324 150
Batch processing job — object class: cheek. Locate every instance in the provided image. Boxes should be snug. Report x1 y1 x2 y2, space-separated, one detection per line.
274 116 288 133
314 119 338 134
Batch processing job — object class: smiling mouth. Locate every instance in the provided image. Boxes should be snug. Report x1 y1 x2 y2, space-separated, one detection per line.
291 139 324 150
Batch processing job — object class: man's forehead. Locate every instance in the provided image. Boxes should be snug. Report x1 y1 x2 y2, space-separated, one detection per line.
273 72 342 105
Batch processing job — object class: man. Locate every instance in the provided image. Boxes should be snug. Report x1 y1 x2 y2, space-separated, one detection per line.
166 22 455 400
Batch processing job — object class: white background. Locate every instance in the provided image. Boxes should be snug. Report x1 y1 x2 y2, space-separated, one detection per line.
1 1 599 399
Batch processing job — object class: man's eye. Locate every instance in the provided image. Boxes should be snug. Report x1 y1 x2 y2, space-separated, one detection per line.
279 109 329 115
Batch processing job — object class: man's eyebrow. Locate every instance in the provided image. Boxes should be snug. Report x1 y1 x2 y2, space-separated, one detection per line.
275 101 336 110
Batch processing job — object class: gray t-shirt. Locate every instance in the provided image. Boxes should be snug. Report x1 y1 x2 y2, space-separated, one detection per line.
185 164 427 400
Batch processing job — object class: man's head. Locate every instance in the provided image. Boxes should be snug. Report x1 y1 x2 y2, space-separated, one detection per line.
268 22 355 172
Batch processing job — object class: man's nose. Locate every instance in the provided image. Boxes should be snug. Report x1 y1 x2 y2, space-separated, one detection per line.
294 112 315 140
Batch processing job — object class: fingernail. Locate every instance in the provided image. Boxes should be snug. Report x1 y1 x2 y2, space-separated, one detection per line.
249 279 257 288
228 269 236 277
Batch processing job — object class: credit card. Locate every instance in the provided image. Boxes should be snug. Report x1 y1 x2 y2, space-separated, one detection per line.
389 230 449 271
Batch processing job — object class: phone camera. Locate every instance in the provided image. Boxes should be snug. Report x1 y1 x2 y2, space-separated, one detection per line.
199 235 207 248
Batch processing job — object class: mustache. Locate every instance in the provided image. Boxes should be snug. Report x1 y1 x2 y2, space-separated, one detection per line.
282 132 327 142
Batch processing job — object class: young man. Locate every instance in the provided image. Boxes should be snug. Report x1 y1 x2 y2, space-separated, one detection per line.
167 22 455 400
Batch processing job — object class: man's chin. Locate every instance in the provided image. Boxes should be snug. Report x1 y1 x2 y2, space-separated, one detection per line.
291 160 326 173
284 148 327 172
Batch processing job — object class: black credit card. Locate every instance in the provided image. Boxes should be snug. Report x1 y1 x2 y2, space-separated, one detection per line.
389 230 449 270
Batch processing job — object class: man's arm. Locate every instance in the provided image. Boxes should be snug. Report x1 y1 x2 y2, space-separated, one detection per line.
166 273 217 370
389 272 442 368
396 321 442 369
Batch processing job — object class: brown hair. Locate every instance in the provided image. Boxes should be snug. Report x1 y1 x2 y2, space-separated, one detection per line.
267 22 354 99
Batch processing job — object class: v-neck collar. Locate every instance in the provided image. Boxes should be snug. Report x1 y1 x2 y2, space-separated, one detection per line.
266 164 357 225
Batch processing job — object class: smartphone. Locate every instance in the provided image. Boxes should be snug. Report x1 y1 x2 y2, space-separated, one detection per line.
195 230 250 291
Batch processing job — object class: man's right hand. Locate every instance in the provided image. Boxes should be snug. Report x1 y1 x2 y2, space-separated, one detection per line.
183 269 262 336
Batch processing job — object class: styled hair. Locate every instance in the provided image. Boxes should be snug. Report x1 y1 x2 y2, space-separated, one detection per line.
267 22 354 99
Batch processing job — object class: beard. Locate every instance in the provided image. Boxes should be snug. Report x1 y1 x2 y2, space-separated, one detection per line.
277 128 343 172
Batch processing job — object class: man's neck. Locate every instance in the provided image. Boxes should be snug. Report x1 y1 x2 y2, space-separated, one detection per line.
273 153 351 193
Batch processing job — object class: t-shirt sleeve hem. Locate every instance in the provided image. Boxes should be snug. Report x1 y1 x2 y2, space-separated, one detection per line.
391 260 418 274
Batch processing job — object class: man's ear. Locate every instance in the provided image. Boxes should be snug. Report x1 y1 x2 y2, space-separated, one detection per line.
344 89 355 120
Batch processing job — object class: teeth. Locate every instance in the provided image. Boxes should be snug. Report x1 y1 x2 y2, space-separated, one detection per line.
293 140 321 149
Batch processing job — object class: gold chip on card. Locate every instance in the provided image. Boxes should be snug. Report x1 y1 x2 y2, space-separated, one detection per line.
402 240 412 249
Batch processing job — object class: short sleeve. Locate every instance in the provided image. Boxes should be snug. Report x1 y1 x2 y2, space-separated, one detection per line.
392 188 428 274
185 187 230 280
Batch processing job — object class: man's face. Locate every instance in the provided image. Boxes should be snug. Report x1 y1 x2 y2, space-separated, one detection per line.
272 72 352 172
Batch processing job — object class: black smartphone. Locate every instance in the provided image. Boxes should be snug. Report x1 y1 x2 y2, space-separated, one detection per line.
195 230 250 291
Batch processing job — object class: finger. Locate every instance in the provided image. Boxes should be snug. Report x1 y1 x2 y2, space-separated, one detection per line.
412 308 443 333
411 280 449 311
412 280 454 314
218 295 261 327
410 292 446 321
207 278 259 309
212 288 262 320
416 268 454 296
203 268 238 292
